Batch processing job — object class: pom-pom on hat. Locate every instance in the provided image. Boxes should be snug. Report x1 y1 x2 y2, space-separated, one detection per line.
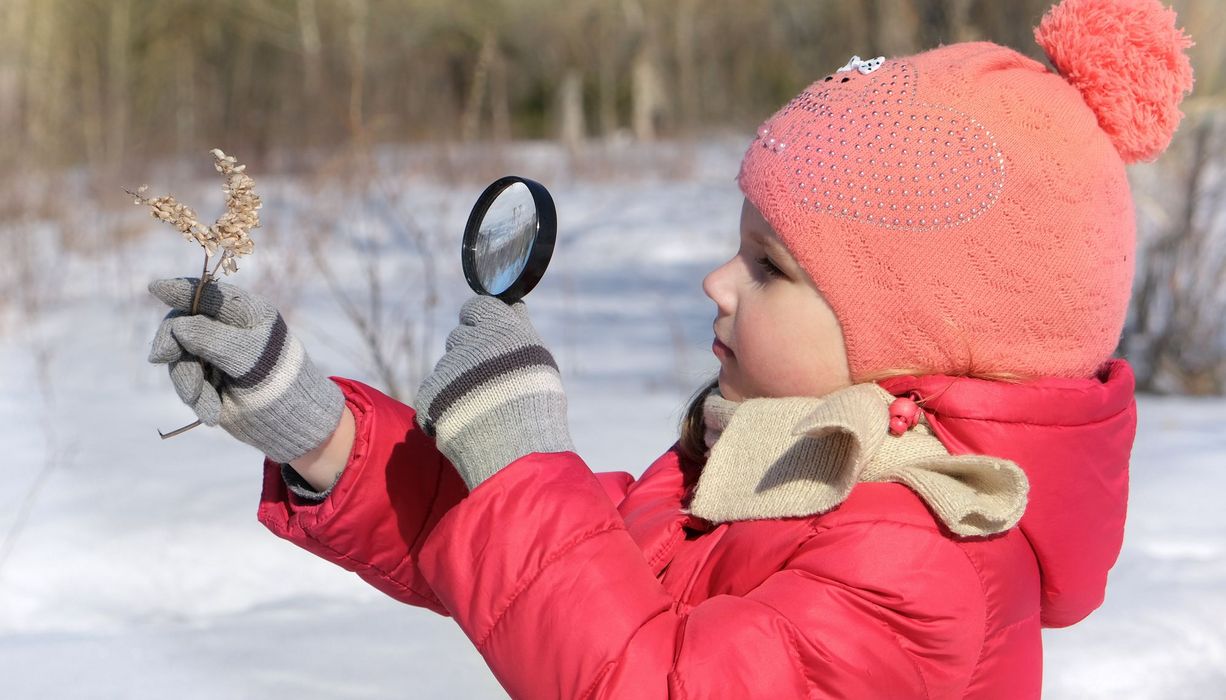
1035 0 1194 163
737 0 1193 382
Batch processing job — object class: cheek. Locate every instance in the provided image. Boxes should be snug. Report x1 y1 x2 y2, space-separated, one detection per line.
733 302 808 385
733 295 848 397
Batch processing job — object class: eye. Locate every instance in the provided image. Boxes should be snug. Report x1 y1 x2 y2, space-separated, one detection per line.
754 256 785 279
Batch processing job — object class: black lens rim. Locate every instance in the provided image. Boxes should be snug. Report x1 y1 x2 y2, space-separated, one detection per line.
461 175 557 304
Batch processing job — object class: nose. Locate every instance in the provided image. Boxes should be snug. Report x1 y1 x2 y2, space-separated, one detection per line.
702 258 735 315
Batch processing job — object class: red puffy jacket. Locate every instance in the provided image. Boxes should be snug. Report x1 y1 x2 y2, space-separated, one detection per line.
258 360 1135 699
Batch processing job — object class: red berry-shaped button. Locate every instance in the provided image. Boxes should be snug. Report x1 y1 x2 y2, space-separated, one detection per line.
888 396 920 435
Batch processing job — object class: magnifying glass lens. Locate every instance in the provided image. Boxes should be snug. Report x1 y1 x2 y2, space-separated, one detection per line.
474 182 537 296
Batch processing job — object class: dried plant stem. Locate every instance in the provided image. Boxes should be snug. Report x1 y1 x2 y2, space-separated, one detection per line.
191 252 212 314
161 250 213 439
157 420 202 439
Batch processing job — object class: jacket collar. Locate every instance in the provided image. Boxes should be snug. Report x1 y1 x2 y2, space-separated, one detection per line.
879 359 1137 627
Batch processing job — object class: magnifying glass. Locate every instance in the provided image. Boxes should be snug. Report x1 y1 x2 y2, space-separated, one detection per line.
462 176 557 304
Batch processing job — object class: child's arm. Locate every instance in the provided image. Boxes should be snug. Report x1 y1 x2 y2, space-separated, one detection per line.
258 376 636 615
148 278 469 612
258 296 641 616
287 405 355 492
258 377 470 614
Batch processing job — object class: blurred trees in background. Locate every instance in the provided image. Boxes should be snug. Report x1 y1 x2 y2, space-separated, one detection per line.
0 0 1133 170
2 0 1220 168
0 0 1223 393
4 0 1221 162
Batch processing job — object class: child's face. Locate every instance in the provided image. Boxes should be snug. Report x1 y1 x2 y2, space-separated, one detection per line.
703 199 852 401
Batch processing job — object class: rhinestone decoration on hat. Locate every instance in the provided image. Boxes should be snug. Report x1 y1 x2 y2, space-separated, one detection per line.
754 59 1006 231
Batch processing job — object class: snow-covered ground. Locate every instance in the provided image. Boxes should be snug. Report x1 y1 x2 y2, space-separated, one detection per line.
0 141 1222 698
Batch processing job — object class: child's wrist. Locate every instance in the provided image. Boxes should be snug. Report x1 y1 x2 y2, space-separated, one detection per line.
288 405 356 492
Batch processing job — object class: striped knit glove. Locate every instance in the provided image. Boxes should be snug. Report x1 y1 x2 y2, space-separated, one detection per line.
147 277 345 464
415 295 574 490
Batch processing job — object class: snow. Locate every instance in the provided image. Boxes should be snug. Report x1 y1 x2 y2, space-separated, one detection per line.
0 140 1222 698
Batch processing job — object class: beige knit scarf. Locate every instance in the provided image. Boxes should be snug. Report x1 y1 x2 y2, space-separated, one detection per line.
687 383 1029 537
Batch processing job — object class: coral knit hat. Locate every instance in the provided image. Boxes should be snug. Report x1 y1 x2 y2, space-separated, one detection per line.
737 0 1194 382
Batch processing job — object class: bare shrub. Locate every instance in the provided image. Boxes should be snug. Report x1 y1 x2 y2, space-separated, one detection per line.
295 154 447 403
1122 106 1226 395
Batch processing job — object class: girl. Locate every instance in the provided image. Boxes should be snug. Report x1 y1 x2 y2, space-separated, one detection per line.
147 0 1193 696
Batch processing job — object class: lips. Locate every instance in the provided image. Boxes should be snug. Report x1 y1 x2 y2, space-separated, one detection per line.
712 337 735 359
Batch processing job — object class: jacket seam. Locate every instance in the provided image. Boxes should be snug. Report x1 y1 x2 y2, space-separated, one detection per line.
880 369 1134 427
670 671 689 700
922 405 1132 430
781 618 822 698
647 534 676 569
804 513 949 537
884 616 932 700
579 661 616 700
298 521 446 610
954 541 990 699
994 610 1040 634
475 522 624 651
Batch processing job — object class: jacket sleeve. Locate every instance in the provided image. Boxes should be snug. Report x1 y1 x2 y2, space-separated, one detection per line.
417 451 987 699
257 376 468 613
256 378 639 615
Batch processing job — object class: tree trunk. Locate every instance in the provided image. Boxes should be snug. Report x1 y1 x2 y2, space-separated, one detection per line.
461 29 496 142
596 22 619 139
0 0 29 165
176 43 196 156
25 0 65 162
557 68 585 151
76 37 105 168
631 40 665 141
297 0 323 98
674 0 698 132
346 0 369 144
106 0 131 169
490 41 511 142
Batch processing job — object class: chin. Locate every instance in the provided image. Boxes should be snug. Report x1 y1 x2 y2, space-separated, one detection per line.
717 376 752 402
716 377 739 402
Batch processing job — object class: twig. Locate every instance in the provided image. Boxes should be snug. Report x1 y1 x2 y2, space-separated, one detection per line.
158 420 202 439
192 251 213 315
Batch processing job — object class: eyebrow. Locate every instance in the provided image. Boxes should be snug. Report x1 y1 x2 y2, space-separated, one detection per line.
748 229 794 261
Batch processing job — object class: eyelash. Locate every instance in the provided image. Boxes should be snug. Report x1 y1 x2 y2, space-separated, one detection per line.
754 256 784 279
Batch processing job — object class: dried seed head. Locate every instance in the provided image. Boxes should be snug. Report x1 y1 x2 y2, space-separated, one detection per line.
129 148 261 275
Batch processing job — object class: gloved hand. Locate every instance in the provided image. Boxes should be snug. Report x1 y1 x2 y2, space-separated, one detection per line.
414 295 574 490
148 277 345 464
